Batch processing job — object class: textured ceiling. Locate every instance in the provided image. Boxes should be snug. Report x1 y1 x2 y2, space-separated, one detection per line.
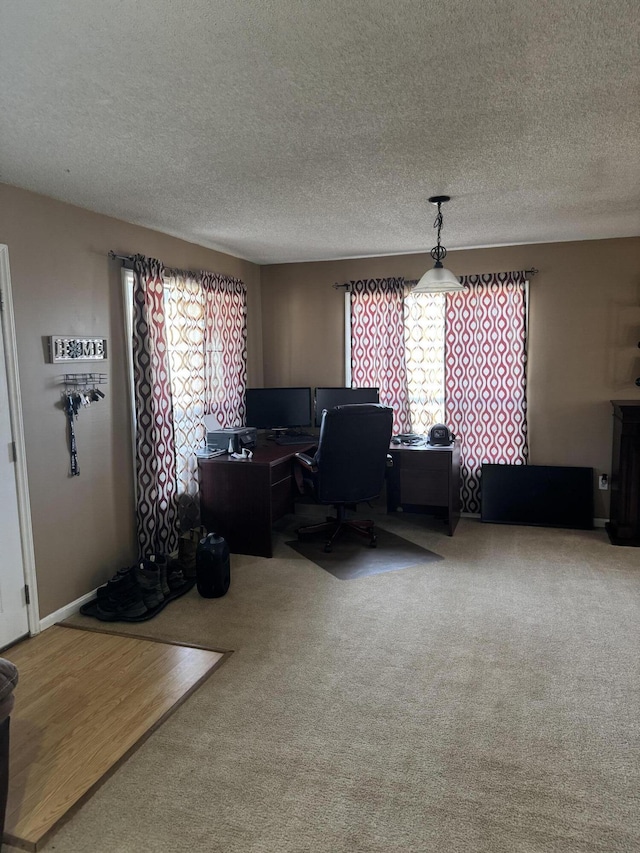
1 0 639 264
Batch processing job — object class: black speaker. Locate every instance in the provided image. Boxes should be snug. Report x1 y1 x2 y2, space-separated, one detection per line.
195 533 231 598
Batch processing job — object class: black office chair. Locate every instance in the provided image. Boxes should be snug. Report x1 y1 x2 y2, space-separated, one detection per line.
294 403 394 552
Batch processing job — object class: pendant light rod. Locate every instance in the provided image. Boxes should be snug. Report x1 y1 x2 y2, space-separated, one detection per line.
428 195 450 266
429 196 450 262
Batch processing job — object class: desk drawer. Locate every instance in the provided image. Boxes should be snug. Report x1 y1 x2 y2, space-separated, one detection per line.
398 450 451 471
400 468 449 505
271 459 292 486
272 475 294 522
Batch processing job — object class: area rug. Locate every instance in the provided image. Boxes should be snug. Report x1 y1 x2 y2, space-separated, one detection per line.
286 526 442 579
3 625 229 851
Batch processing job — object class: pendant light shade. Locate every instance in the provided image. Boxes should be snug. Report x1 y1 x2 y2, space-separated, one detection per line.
412 195 464 294
413 263 464 293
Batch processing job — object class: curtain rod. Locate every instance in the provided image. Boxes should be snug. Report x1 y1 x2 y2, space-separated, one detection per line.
110 252 538 284
108 252 246 290
108 251 133 262
333 268 538 290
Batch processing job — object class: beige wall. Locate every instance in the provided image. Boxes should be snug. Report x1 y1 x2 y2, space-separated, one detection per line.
261 237 640 520
0 183 262 618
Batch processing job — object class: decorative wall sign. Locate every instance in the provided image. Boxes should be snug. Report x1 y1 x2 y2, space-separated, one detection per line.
48 336 108 363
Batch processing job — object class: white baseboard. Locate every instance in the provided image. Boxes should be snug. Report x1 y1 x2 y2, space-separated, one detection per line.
39 587 99 632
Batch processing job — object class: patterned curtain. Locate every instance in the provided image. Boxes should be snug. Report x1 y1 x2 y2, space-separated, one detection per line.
201 271 247 428
350 278 411 434
445 271 529 513
165 270 207 497
131 255 178 558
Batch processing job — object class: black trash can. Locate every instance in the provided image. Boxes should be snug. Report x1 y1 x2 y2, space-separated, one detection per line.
196 533 231 598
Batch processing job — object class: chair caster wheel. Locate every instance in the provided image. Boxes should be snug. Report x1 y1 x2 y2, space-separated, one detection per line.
324 543 332 553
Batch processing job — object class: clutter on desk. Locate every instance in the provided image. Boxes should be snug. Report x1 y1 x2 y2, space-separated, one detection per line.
205 424 257 454
393 433 426 446
195 447 226 459
230 448 253 461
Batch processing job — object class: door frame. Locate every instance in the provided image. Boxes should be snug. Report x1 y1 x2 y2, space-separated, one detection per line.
0 244 40 637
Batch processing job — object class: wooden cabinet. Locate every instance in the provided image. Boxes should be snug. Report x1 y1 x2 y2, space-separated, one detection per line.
606 400 640 546
387 441 461 535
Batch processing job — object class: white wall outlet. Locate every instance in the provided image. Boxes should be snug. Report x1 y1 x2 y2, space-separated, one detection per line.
598 474 609 490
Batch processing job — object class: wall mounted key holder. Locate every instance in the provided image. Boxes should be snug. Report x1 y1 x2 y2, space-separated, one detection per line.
59 374 107 476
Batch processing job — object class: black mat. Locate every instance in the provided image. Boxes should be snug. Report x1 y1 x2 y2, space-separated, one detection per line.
79 578 196 622
285 527 442 580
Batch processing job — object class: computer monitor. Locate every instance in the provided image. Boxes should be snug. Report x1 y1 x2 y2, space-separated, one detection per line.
314 387 380 426
245 387 312 430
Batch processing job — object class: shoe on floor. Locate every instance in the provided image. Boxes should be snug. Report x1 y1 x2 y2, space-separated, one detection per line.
96 567 135 600
150 553 170 598
166 558 186 592
134 558 165 609
96 576 147 621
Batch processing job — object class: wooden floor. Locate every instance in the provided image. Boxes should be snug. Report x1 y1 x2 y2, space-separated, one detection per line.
2 625 226 851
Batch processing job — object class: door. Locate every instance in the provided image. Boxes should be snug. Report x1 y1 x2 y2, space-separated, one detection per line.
0 253 30 648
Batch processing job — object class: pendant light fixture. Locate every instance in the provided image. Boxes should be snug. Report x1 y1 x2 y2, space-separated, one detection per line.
412 195 464 293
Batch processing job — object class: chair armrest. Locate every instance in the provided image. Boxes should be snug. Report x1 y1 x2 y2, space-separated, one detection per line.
0 659 18 724
294 452 318 472
0 660 18 704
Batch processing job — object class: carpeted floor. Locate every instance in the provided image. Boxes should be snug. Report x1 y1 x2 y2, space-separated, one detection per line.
10 508 640 853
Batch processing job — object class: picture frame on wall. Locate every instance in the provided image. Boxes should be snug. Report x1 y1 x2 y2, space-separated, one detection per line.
47 336 108 363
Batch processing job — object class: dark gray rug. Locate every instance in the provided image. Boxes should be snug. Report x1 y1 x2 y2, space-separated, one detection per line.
285 526 442 579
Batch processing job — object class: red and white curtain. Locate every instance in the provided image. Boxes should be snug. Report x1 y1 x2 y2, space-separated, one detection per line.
131 255 178 558
350 278 411 434
445 271 528 513
131 257 246 558
201 271 247 429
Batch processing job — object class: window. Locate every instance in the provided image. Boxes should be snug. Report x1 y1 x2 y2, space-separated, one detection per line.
404 291 446 433
123 266 246 505
348 272 529 512
164 272 207 496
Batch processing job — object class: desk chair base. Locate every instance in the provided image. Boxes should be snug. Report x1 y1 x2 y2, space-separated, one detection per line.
297 505 378 553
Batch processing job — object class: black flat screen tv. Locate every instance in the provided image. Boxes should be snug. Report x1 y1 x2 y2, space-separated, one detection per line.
481 463 594 530
245 387 312 430
314 387 379 426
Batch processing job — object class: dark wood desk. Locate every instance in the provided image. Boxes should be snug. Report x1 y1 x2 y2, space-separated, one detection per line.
386 441 461 535
198 441 316 557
